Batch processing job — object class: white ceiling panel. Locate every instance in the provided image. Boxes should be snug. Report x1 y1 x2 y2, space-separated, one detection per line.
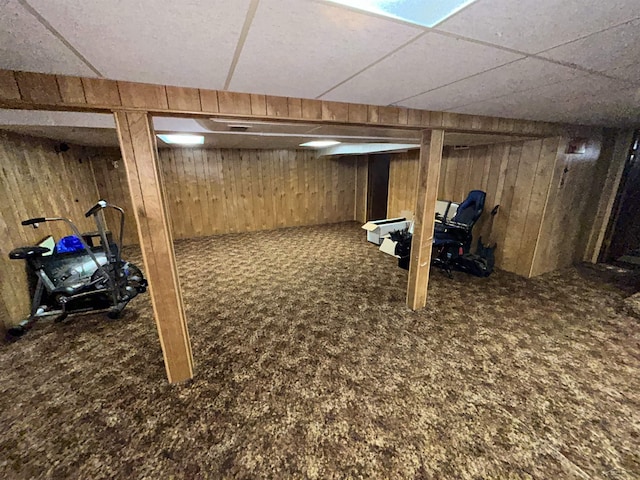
564 88 640 125
27 0 252 88
540 19 640 84
229 0 422 98
0 0 95 76
322 32 522 105
435 0 640 53
399 57 582 111
450 75 639 125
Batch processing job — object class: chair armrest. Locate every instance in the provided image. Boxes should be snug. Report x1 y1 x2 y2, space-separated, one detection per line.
445 221 470 230
436 219 470 232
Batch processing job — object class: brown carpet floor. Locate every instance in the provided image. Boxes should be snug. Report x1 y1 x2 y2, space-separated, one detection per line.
0 222 639 479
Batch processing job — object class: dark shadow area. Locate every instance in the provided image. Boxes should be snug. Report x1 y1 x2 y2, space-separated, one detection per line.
575 262 640 296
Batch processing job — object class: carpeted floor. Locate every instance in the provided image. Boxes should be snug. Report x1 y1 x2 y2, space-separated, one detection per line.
0 222 639 479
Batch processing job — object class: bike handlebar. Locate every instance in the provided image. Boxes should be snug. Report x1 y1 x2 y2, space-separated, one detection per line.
85 200 108 218
21 217 46 226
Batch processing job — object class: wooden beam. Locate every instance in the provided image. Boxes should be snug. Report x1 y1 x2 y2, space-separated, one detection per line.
0 71 20 100
166 86 201 111
407 129 444 310
0 69 568 136
113 110 193 383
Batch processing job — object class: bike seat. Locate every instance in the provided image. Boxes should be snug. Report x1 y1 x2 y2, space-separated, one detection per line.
9 246 51 260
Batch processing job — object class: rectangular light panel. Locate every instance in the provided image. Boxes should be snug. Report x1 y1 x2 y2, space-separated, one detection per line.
157 134 204 145
324 0 477 27
300 140 341 148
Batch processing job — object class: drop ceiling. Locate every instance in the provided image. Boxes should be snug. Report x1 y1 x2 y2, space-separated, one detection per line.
0 110 535 149
1 0 638 126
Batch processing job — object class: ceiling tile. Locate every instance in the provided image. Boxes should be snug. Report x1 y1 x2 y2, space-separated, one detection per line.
229 0 422 98
27 0 253 89
435 0 640 53
540 19 640 84
450 75 639 125
0 0 95 76
567 88 640 125
321 32 522 105
398 57 582 111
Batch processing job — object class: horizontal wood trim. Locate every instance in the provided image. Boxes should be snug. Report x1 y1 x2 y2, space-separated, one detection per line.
166 85 201 111
0 69 567 136
266 95 289 117
117 81 168 110
81 77 121 106
0 70 20 100
14 71 62 104
348 104 367 124
57 76 86 104
198 89 219 113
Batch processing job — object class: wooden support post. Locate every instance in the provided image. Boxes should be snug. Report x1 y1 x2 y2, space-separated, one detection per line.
407 129 444 310
114 110 193 383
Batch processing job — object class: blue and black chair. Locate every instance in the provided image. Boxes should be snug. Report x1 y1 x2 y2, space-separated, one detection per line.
432 190 486 275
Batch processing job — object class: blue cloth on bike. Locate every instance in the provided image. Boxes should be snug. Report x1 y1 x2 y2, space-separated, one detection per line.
56 235 84 254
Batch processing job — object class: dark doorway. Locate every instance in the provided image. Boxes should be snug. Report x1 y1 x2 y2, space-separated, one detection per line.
603 130 640 263
366 154 391 220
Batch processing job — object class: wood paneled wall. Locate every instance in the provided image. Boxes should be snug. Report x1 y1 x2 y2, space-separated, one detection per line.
90 148 139 245
387 150 420 219
95 147 357 241
387 137 584 277
161 148 355 238
531 136 604 276
491 138 561 276
0 132 101 324
354 156 368 223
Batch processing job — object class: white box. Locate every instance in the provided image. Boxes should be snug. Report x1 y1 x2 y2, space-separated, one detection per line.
361 217 411 245
435 200 459 224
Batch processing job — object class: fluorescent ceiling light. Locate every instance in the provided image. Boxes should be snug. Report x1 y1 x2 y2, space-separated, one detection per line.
157 134 204 145
299 140 341 148
325 0 477 27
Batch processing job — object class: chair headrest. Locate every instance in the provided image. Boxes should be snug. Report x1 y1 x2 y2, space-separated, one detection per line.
452 190 486 226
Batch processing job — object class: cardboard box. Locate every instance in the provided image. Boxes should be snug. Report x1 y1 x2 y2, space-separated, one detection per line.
379 237 399 257
361 217 411 245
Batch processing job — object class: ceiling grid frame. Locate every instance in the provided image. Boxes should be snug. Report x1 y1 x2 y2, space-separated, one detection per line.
0 0 638 126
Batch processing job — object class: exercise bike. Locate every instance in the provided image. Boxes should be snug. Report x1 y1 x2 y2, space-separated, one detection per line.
7 200 147 339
